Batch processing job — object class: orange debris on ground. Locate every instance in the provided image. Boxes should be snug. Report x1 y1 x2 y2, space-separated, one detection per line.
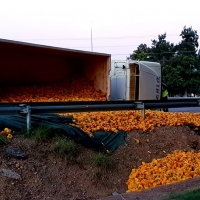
126 150 200 192
62 110 200 136
1 128 13 139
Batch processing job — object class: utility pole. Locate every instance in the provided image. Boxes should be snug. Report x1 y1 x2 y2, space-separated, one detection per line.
91 21 93 52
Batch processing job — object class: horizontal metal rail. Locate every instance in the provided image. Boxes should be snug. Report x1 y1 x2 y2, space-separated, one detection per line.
0 99 200 114
0 99 199 132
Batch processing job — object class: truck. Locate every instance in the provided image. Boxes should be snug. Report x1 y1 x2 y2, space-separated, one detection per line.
109 60 161 101
0 38 161 102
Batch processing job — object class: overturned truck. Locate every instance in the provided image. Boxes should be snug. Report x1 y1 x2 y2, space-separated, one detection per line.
0 39 161 102
0 39 162 152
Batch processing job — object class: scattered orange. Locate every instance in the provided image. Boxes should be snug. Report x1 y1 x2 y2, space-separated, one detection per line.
126 150 200 192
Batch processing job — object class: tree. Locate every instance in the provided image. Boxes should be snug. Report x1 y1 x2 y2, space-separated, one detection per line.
162 64 186 96
175 26 199 56
129 27 200 96
129 34 175 63
163 55 200 96
129 43 151 61
151 33 175 63
167 26 200 96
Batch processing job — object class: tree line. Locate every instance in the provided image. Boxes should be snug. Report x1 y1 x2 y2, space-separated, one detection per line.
129 26 200 97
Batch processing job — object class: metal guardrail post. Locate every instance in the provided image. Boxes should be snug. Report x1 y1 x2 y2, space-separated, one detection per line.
19 104 31 133
135 102 145 118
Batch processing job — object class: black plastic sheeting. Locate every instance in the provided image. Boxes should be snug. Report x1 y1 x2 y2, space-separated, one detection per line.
0 114 127 153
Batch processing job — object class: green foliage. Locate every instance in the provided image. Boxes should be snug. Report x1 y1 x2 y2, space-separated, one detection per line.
163 54 200 95
162 65 186 95
164 188 200 200
151 33 175 63
176 26 199 56
130 33 175 63
130 43 151 61
130 26 200 96
164 27 200 96
53 137 78 161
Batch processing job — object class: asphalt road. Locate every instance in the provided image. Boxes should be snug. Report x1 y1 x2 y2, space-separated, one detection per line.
168 107 200 113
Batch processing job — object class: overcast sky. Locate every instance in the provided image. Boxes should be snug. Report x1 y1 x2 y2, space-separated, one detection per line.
0 0 199 60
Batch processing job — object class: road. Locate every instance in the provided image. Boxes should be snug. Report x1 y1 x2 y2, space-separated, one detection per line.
168 107 200 113
167 97 200 113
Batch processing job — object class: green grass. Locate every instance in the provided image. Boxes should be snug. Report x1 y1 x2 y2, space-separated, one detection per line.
92 152 114 169
25 126 57 141
91 153 115 184
0 134 9 146
164 188 200 200
22 126 115 170
52 137 79 161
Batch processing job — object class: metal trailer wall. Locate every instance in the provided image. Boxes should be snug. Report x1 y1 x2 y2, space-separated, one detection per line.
0 39 111 99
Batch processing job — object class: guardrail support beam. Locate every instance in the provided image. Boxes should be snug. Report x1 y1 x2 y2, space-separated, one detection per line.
135 102 145 118
19 104 31 133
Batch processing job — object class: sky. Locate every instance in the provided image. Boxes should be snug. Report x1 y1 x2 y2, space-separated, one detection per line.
0 0 200 60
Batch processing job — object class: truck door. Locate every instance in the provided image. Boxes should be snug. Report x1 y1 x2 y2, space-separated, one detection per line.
110 62 127 100
129 64 139 100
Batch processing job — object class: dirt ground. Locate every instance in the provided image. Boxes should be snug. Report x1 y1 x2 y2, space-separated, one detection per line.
1 125 200 200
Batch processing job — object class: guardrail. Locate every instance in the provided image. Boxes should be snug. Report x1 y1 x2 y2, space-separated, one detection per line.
0 99 200 131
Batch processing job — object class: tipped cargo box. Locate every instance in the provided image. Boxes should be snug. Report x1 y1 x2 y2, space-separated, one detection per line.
0 39 111 102
110 60 161 100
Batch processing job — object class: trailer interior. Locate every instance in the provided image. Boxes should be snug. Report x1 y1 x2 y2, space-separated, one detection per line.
0 39 111 102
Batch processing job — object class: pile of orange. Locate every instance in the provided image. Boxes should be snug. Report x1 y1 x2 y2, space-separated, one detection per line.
62 110 200 136
126 150 200 192
0 77 107 102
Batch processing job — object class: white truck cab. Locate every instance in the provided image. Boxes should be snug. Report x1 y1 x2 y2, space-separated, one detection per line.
110 60 161 100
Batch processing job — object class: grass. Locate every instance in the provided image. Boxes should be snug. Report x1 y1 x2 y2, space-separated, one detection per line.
18 126 117 172
91 153 115 184
22 126 81 161
164 188 200 200
52 137 79 161
25 126 57 141
92 152 114 169
0 134 9 146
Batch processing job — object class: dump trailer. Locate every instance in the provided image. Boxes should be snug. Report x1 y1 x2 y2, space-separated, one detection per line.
0 39 161 102
0 39 111 102
110 60 161 100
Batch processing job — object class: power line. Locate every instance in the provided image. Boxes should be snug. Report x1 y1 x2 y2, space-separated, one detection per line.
68 44 140 48
111 50 197 56
20 34 182 41
129 51 197 55
62 44 199 49
63 45 196 51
